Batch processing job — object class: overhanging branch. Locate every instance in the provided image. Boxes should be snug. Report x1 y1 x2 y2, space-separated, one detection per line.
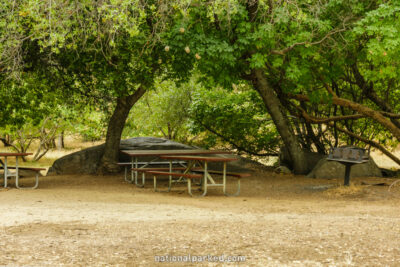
327 122 400 166
195 119 279 157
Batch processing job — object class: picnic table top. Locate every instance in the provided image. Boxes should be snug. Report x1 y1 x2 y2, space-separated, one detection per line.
121 149 232 157
160 155 238 162
0 152 32 157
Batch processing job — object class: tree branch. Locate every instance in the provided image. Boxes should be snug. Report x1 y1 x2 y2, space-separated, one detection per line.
287 93 400 141
327 122 400 166
296 106 366 123
271 28 347 55
196 120 278 157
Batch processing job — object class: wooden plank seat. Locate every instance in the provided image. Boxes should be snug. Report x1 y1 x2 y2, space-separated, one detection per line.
145 170 203 194
118 161 186 166
118 161 187 183
191 168 251 178
132 167 187 172
0 166 46 189
132 167 187 188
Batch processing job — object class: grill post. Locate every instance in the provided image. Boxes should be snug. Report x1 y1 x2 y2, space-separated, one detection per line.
343 162 353 186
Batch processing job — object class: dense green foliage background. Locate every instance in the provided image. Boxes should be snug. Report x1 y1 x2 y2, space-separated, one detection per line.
1 0 400 167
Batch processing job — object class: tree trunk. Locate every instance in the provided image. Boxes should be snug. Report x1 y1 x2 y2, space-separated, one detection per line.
98 87 146 174
56 131 65 151
251 68 308 174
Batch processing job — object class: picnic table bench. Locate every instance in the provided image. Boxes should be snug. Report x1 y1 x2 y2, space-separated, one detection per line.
119 149 250 196
0 166 45 189
117 160 187 185
155 155 250 197
0 152 45 189
130 167 187 187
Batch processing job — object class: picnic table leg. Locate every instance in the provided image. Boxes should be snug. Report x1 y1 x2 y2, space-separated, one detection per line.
187 178 207 197
153 174 172 193
16 171 39 189
223 162 226 193
153 175 157 192
134 157 138 184
140 172 146 187
203 162 208 195
130 157 134 183
4 157 8 188
16 156 19 185
133 171 145 188
224 179 241 197
186 160 207 197
167 160 172 192
222 162 241 197
123 165 129 182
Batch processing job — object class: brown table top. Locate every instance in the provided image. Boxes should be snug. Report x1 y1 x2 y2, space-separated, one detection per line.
160 155 238 162
121 149 232 157
0 152 32 157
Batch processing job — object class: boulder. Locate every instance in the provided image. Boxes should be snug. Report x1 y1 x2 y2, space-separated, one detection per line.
380 168 400 178
274 166 292 174
307 156 382 179
48 137 252 175
279 147 325 174
48 137 193 175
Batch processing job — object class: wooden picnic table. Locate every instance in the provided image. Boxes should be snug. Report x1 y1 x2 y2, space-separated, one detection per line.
120 149 232 186
0 152 32 188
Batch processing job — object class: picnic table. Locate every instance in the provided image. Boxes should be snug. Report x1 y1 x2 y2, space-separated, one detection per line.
156 155 249 197
0 152 32 188
120 149 232 186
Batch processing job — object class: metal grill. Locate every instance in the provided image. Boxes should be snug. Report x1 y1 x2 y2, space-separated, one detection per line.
327 146 370 186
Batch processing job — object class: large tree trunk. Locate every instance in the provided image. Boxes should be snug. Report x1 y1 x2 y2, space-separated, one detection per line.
98 87 146 174
56 131 65 151
251 68 308 174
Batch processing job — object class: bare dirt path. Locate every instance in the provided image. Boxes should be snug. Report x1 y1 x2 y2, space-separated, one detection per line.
1 167 400 266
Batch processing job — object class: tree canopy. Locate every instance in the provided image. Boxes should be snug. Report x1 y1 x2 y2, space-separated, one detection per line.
1 0 400 172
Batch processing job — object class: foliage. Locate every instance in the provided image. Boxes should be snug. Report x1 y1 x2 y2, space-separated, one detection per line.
2 0 400 166
124 78 193 141
188 85 281 155
124 76 280 155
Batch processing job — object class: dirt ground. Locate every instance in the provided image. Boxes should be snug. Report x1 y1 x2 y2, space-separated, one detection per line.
1 164 400 266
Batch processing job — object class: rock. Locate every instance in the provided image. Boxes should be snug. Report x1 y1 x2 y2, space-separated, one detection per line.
307 157 382 179
380 168 400 178
279 147 325 173
48 145 105 175
48 137 193 175
48 137 252 175
274 166 292 174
